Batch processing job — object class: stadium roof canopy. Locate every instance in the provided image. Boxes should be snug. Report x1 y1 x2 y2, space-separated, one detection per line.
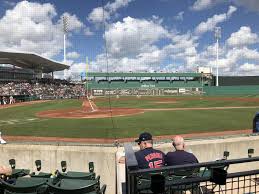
0 51 69 73
88 72 202 77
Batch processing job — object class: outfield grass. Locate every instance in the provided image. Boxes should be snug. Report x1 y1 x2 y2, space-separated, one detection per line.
0 97 258 138
95 96 259 108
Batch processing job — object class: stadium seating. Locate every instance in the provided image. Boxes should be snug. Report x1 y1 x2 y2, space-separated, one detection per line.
46 178 106 194
8 159 30 179
124 143 259 194
0 177 47 194
0 160 106 194
0 81 85 101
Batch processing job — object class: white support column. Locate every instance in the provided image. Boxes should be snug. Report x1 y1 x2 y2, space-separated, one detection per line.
63 15 68 64
63 34 66 63
214 27 221 87
216 38 219 87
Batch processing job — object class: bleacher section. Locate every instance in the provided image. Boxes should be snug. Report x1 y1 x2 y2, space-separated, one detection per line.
87 72 210 96
0 80 85 103
90 80 202 88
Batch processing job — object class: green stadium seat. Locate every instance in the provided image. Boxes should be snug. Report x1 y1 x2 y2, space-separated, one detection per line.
57 171 96 180
136 168 201 194
1 161 105 194
46 178 106 194
165 170 201 194
0 177 47 194
11 169 30 179
199 161 229 178
30 172 52 178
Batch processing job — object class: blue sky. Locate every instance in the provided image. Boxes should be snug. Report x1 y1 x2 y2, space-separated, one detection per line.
0 0 259 78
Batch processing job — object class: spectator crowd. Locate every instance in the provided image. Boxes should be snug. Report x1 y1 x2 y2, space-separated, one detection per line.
0 80 85 105
134 132 199 169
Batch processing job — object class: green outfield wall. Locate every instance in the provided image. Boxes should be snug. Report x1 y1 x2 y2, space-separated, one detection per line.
218 76 259 86
89 85 259 96
204 85 259 95
88 81 202 89
88 81 204 96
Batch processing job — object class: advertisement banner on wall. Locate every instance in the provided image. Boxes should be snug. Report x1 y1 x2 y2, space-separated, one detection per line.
92 89 104 96
163 88 178 95
91 88 203 96
178 88 186 93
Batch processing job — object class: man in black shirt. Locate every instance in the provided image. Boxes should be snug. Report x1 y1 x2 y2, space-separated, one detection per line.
135 132 165 169
165 135 198 166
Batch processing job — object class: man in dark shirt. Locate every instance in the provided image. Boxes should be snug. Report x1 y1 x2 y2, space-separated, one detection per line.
135 132 165 169
165 135 198 166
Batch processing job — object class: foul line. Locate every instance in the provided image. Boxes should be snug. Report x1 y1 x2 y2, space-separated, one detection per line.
144 106 259 111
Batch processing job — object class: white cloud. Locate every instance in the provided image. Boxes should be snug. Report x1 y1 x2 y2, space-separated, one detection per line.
167 32 198 53
89 16 171 72
227 5 237 17
194 6 237 36
56 61 86 80
105 16 169 57
232 0 259 12
174 11 184 21
88 0 134 24
105 0 134 12
3 1 16 7
84 27 94 36
67 51 80 59
239 62 259 71
191 0 259 12
70 62 86 73
0 1 84 58
204 46 259 75
227 26 259 48
88 7 109 24
90 16 201 73
191 0 224 11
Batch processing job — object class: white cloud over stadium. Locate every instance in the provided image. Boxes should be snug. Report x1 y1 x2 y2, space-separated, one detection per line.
0 0 259 78
0 1 84 59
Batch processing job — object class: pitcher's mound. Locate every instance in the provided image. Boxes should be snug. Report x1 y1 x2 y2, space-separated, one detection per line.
37 108 144 119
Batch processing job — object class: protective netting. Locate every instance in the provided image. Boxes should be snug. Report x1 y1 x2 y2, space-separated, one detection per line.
0 0 257 143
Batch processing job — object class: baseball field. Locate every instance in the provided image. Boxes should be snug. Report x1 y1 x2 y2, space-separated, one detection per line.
0 95 258 141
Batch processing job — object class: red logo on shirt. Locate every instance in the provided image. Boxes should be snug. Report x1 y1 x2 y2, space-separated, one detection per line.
144 152 163 168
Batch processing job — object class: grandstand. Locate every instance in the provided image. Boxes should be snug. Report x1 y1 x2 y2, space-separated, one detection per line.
0 66 34 81
0 51 69 81
87 72 213 96
0 51 85 102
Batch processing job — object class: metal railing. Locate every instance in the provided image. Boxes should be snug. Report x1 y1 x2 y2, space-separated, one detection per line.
125 143 259 194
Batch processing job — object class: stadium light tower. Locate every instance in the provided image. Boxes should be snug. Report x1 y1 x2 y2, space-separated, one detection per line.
63 15 68 64
215 27 221 87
